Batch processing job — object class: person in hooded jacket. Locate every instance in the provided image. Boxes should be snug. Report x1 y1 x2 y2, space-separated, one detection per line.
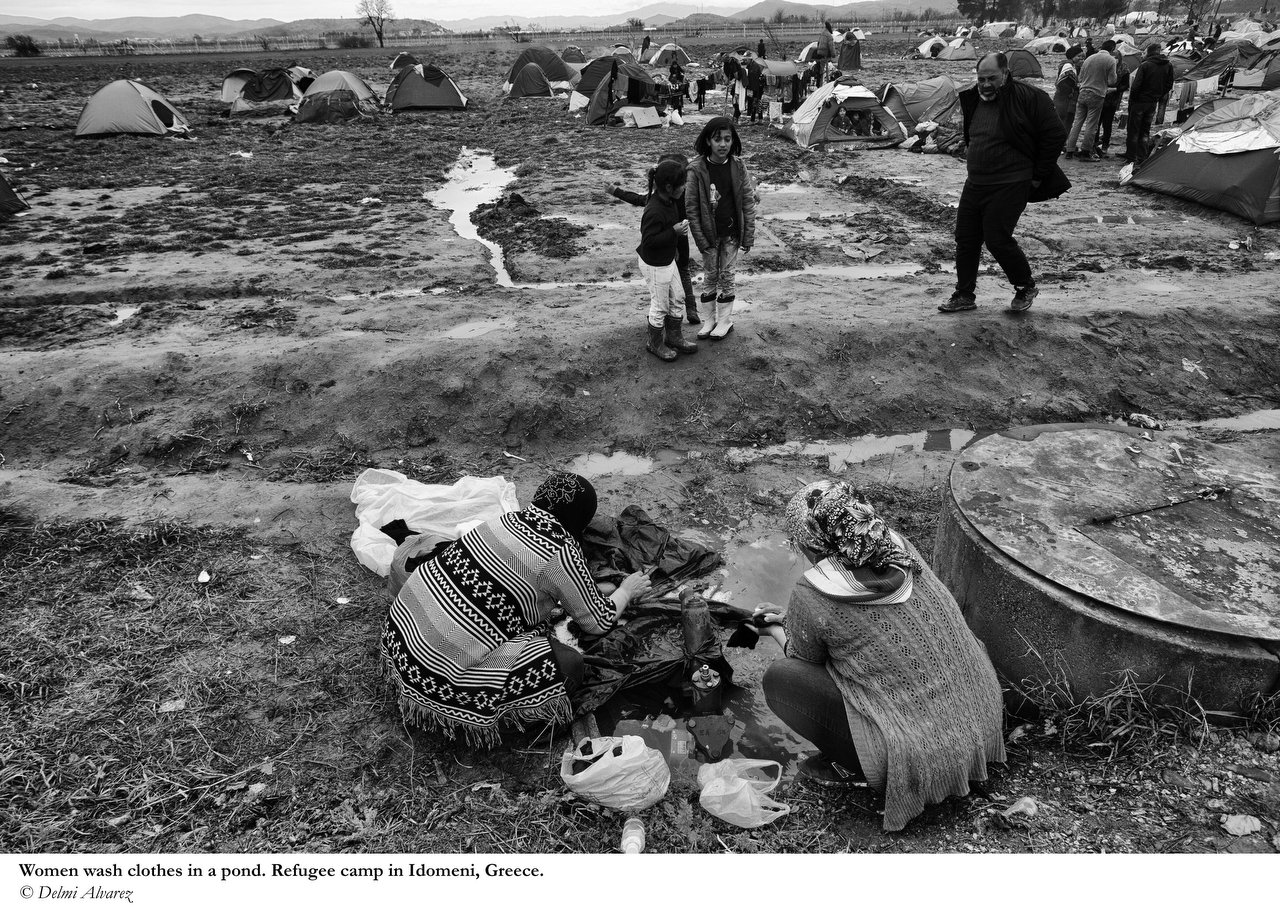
1125 43 1176 165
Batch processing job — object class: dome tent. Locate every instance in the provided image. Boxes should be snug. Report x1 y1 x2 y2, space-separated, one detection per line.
386 63 468 111
569 55 625 111
503 46 578 94
938 38 977 61
389 52 421 70
1 170 30 219
585 60 660 125
1130 91 1280 224
1024 36 1071 54
918 36 948 58
295 71 378 123
507 62 556 99
780 78 906 149
220 67 303 113
561 45 587 63
75 80 189 138
879 75 959 131
1006 49 1044 79
649 43 690 67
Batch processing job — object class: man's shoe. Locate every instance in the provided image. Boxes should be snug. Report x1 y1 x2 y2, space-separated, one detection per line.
1064 150 1076 159
797 754 868 790
645 322 678 361
1078 152 1102 162
1009 285 1039 312
938 292 977 313
663 314 698 354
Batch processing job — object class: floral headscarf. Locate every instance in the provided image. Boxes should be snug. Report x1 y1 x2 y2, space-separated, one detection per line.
531 471 597 540
785 480 919 574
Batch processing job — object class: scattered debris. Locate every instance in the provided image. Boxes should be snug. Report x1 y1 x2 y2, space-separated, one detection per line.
1000 796 1039 819
230 151 253 159
1181 358 1209 379
278 635 297 645
158 699 186 713
197 570 211 583
334 597 351 605
1221 814 1262 836
1127 412 1165 430
358 197 382 206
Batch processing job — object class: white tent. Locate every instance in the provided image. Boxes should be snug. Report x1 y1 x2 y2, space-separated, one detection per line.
1014 26 1035 41
918 36 948 57
779 80 906 148
1025 36 1071 54
75 80 189 137
980 21 1018 40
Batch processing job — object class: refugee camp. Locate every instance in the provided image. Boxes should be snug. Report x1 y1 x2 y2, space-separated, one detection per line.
3 0 1280 876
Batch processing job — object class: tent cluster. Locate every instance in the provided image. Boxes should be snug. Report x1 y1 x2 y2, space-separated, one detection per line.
1131 90 1280 224
503 46 580 97
220 67 307 113
915 36 977 60
1179 38 1280 91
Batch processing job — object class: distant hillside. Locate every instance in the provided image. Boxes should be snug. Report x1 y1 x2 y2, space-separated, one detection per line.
237 18 446 39
436 4 740 31
732 0 958 19
0 13 284 41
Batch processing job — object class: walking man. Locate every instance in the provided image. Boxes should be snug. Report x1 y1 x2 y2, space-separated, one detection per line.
1066 39 1117 161
1124 44 1175 165
813 22 835 87
941 53 1068 315
1096 44 1130 156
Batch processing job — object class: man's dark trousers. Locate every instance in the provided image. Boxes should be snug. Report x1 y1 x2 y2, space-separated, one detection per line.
1098 100 1120 151
954 179 1033 296
1126 101 1157 163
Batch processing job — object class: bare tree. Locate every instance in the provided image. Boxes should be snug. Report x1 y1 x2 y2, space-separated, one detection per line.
356 0 394 48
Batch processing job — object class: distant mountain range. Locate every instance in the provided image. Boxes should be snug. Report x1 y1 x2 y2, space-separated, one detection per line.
1 2 959 42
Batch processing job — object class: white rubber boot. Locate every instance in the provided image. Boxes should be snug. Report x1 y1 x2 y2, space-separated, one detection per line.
710 298 735 340
696 300 718 340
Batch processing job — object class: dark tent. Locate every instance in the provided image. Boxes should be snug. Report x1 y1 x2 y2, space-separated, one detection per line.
386 63 468 110
1180 40 1280 89
389 51 421 70
561 44 587 63
1007 48 1044 79
504 46 577 91
294 89 374 124
879 75 960 130
220 67 301 112
575 56 621 98
507 62 555 99
586 60 661 125
1130 93 1280 224
1 170 29 219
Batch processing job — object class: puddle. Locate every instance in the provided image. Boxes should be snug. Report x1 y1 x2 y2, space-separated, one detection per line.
716 530 807 611
729 429 976 471
567 451 656 477
761 210 849 220
107 306 140 326
334 288 423 302
441 318 509 339
749 263 928 281
1063 214 1187 224
425 147 519 286
1196 409 1280 432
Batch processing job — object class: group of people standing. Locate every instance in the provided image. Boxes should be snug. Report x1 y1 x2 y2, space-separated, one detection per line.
1053 40 1176 164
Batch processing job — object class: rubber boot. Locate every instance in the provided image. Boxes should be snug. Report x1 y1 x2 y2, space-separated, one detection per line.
710 298 735 340
685 296 701 325
664 315 698 354
696 298 718 340
646 322 677 362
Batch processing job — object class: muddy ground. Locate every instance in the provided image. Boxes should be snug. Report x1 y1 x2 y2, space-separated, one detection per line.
2 38 1278 855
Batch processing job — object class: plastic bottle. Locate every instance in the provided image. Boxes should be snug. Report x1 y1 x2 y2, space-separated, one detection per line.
620 817 645 854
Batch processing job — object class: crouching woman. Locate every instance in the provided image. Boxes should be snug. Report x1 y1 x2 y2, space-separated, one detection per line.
758 481 1006 831
381 472 649 747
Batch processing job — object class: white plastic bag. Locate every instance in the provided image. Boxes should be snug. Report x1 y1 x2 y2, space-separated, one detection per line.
349 469 519 577
668 108 684 127
560 736 671 812
697 758 790 829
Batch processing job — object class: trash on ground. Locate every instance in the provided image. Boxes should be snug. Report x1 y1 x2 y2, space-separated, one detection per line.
159 699 186 713
230 151 253 158
1181 358 1208 379
560 736 670 811
197 570 211 583
358 197 382 206
278 635 297 645
1000 796 1039 819
697 759 789 828
1127 412 1165 430
1221 814 1261 836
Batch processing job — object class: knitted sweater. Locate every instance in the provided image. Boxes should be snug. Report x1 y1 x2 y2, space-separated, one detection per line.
784 537 1006 831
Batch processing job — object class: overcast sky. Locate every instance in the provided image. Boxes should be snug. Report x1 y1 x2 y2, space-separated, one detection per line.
3 2 732 22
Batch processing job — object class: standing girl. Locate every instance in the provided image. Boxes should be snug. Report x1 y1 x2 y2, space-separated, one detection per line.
605 152 699 326
636 159 698 362
686 116 756 341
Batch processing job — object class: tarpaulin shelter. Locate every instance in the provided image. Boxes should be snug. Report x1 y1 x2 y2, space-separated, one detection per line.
1130 91 1280 224
1006 48 1044 79
503 46 578 94
386 63 468 110
220 67 302 112
938 38 977 61
75 80 190 138
837 38 862 70
586 60 660 125
879 75 960 130
1024 36 1071 54
649 42 690 67
779 78 907 149
0 170 29 218
561 44 587 63
507 63 560 99
918 36 948 58
389 51 420 70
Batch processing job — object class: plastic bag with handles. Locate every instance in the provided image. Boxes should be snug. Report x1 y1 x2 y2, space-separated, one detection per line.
697 758 790 828
560 736 670 812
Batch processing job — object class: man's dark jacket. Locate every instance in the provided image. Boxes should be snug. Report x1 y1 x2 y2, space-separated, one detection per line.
1129 53 1175 105
959 78 1070 203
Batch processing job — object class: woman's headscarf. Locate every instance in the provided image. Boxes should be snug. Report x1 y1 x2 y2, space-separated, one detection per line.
785 480 919 574
531 471 597 540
